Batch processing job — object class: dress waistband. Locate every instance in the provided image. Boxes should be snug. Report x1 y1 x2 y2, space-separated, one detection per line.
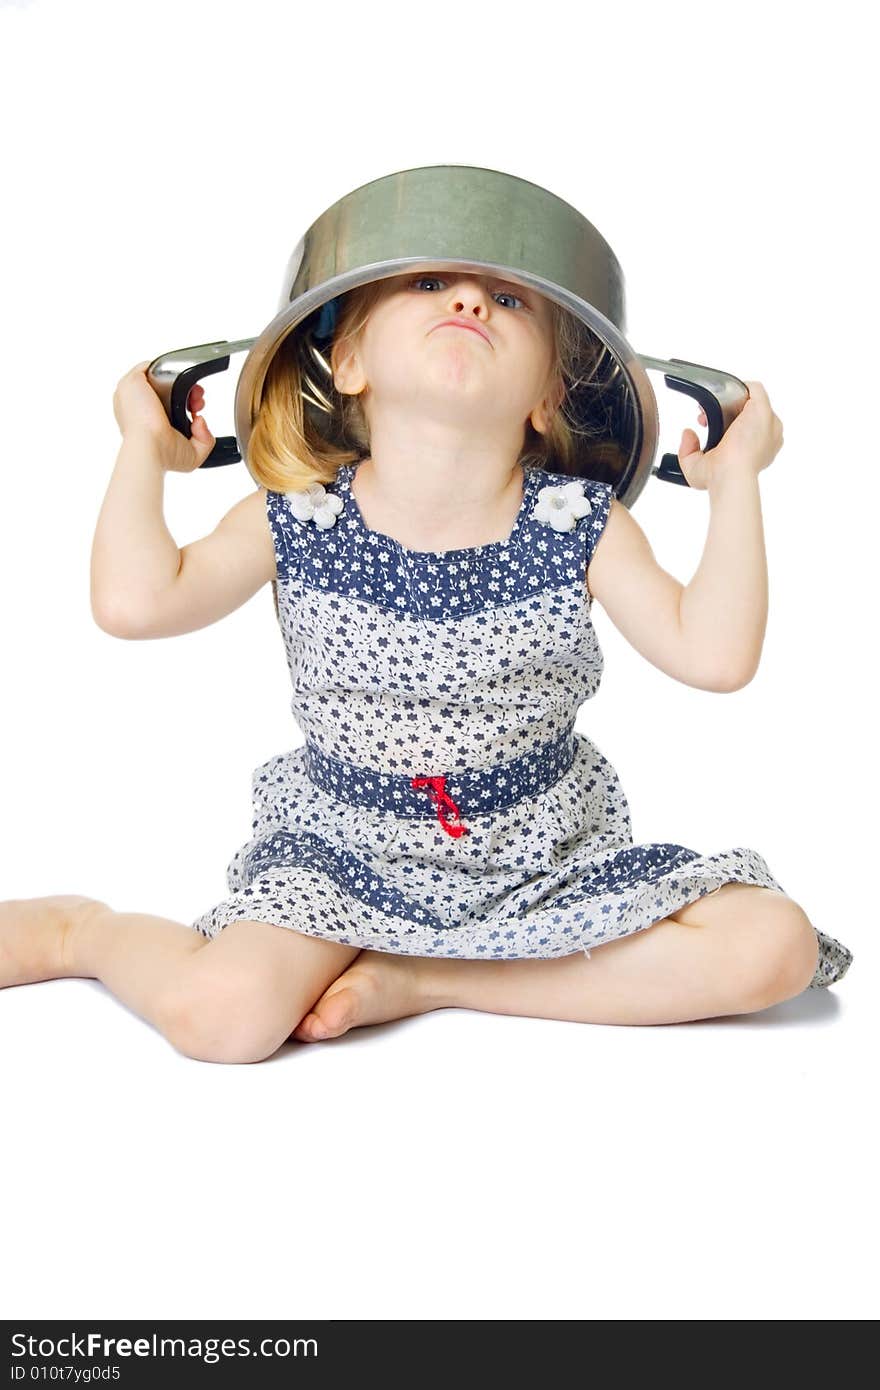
303 727 577 838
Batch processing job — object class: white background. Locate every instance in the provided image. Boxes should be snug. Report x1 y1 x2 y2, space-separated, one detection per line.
1 0 876 1322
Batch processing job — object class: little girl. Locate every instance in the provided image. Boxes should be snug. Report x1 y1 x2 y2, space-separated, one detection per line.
0 267 853 1061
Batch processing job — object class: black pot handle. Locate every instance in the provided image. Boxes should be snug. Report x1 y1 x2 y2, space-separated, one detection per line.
146 338 256 468
638 355 750 486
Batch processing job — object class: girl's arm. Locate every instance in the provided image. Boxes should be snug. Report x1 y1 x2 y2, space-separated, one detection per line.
587 475 766 693
588 381 779 692
676 468 767 688
90 437 275 640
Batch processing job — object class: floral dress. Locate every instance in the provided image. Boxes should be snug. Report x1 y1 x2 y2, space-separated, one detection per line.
190 462 853 989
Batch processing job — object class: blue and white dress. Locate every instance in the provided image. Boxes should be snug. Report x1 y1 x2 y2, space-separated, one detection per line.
191 462 852 989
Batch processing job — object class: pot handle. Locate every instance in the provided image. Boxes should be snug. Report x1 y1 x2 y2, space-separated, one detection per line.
146 337 257 468
637 355 749 486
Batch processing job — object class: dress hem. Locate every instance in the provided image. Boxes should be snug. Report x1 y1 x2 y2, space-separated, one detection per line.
190 850 852 990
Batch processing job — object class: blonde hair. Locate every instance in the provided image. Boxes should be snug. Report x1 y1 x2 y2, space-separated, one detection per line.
245 278 618 495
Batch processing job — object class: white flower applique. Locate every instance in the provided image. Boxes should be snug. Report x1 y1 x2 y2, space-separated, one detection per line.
284 482 344 530
532 478 593 532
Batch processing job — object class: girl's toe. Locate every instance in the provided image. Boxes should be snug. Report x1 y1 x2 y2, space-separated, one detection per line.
292 1012 323 1042
314 987 358 1038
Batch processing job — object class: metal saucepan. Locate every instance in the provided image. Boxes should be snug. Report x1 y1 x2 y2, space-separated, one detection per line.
146 163 749 508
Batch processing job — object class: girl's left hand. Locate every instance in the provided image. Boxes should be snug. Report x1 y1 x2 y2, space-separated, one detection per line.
677 380 784 492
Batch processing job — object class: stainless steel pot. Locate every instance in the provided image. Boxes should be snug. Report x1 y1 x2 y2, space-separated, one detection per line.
146 163 749 508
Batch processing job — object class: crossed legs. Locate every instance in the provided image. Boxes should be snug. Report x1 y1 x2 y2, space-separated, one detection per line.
0 883 820 1063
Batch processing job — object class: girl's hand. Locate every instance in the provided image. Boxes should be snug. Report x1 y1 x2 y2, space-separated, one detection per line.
676 380 784 492
112 360 216 473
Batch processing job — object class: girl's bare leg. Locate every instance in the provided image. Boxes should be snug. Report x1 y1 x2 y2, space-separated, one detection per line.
0 895 359 1062
293 884 821 1039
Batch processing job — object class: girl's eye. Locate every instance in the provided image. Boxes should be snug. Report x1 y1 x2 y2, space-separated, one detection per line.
409 275 527 310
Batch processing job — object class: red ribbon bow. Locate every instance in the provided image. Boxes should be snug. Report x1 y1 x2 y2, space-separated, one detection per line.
411 775 470 838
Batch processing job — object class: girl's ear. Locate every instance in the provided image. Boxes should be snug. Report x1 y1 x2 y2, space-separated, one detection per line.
331 336 366 396
530 374 566 434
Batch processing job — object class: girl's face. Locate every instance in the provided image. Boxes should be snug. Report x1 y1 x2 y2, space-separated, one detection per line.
331 268 564 439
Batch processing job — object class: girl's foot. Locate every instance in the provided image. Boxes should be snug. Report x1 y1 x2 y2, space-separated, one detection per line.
292 948 437 1042
0 896 109 987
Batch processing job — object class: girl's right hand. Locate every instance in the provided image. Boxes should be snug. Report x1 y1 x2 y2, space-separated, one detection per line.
112 360 216 473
